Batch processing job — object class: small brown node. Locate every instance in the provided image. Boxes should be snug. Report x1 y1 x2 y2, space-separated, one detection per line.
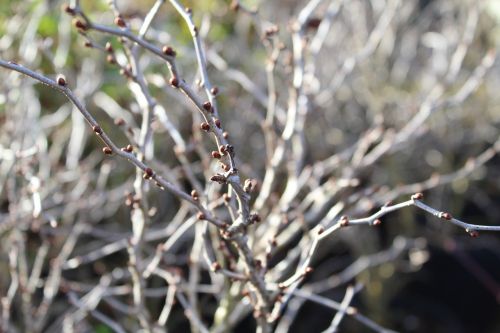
106 55 116 64
439 212 452 220
143 167 154 179
122 145 133 153
211 262 221 271
169 77 179 88
200 122 210 131
340 215 349 227
92 125 102 134
114 118 126 126
73 18 88 30
411 192 424 200
114 16 126 28
62 4 75 15
162 45 176 57
202 101 212 112
57 75 67 86
102 147 113 155
191 190 199 200
105 42 113 53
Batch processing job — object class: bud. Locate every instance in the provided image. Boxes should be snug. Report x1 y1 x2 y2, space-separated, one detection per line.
211 151 222 159
197 212 206 220
169 77 179 88
92 125 102 134
411 193 424 200
191 190 199 200
62 4 75 15
214 118 221 128
244 179 254 193
230 0 240 11
439 212 452 220
73 19 88 30
317 226 324 235
114 16 126 28
106 55 116 64
162 45 176 57
200 122 210 131
122 145 133 153
115 118 126 126
210 174 226 184
211 86 219 95
249 213 261 223
202 101 212 112
102 147 113 155
57 75 67 86
340 215 349 227
105 42 113 53
467 230 479 238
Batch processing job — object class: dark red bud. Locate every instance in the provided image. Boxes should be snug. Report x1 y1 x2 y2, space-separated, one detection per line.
440 212 452 220
200 122 210 131
73 19 88 30
202 101 212 112
162 46 176 57
169 77 179 88
114 16 126 28
57 75 67 86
